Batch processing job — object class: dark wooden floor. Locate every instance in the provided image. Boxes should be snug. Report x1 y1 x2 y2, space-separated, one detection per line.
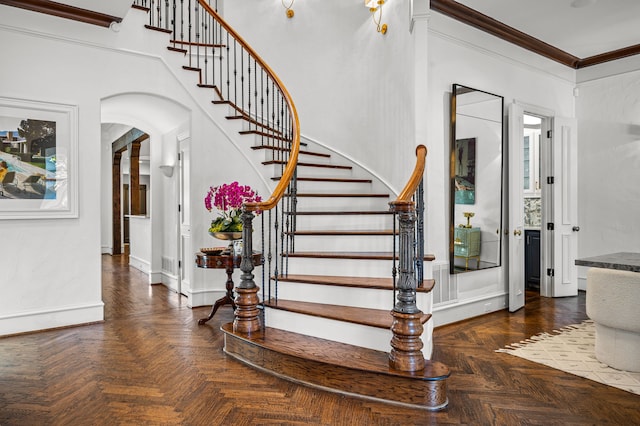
1 255 638 425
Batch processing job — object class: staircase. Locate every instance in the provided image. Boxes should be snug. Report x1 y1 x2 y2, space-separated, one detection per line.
133 0 449 410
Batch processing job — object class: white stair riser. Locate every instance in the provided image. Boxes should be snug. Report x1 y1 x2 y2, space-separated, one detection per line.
284 257 395 278
295 196 390 211
291 235 394 252
273 282 433 312
264 308 431 358
294 180 373 193
292 214 394 231
270 164 355 178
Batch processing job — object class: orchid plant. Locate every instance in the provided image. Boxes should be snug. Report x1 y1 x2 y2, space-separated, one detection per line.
205 181 262 233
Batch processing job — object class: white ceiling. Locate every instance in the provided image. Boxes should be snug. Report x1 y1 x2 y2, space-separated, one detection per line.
455 0 640 59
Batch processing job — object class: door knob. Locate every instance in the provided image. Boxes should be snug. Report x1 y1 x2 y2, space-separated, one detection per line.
572 226 580 232
514 229 522 236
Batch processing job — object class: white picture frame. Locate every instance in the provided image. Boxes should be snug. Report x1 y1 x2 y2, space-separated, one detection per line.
0 97 78 219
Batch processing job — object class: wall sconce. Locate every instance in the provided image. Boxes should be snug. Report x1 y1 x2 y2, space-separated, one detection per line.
159 164 174 177
282 0 294 18
365 0 387 34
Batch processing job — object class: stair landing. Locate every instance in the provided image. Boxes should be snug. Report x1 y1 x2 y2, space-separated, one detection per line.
221 323 450 410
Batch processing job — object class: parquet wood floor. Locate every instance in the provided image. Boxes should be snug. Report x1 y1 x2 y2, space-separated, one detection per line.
1 254 638 425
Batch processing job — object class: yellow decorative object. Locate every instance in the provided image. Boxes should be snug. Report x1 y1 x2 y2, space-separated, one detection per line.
365 0 388 34
462 211 474 228
282 0 294 18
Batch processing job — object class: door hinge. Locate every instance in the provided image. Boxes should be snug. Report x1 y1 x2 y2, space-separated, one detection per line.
547 268 554 277
547 176 554 184
547 130 552 138
547 222 554 230
178 153 181 160
178 260 182 269
178 204 182 212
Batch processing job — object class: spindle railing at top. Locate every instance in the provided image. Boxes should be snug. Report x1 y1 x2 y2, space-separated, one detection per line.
132 0 300 334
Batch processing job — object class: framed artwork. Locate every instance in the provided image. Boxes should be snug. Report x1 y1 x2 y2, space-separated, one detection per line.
454 137 476 205
0 97 78 219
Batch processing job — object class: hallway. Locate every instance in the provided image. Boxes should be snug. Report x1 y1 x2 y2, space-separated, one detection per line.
0 255 638 425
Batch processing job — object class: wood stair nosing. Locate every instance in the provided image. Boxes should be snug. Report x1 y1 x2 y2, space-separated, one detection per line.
239 130 291 142
167 46 187 54
275 274 436 293
286 210 394 215
289 193 389 198
221 323 450 410
132 4 149 12
284 251 437 262
263 160 351 170
226 114 284 135
169 39 225 48
273 176 371 183
182 65 202 84
263 298 432 330
144 24 172 34
259 148 328 158
285 230 396 236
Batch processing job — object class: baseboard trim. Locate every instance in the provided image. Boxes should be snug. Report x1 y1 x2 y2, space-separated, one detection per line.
0 302 104 337
432 292 507 327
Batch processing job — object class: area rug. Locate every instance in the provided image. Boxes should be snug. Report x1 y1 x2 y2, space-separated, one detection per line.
496 320 640 395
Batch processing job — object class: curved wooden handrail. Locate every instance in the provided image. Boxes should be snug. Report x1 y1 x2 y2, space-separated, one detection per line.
389 145 427 211
199 1 300 213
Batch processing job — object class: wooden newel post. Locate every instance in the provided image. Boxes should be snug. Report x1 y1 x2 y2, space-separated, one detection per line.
389 201 425 372
233 208 261 335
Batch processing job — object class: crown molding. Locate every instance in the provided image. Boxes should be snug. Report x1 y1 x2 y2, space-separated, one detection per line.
430 0 639 69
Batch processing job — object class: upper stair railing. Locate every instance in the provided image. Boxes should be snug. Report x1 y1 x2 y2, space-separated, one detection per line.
131 0 300 335
388 144 427 372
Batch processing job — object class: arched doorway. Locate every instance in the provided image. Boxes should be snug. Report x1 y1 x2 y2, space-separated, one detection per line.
101 93 190 294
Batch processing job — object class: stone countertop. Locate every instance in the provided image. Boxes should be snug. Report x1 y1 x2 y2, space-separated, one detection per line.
575 252 640 273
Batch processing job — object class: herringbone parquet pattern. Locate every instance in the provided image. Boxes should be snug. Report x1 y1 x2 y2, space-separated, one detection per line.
1 255 638 425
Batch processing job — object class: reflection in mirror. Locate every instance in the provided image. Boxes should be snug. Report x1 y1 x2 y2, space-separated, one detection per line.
450 84 504 274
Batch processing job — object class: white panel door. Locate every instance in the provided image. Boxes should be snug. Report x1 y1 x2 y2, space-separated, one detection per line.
178 137 191 296
508 103 525 312
550 117 578 297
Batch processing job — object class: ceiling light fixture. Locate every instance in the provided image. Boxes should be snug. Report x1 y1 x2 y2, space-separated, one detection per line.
365 0 388 35
282 0 294 18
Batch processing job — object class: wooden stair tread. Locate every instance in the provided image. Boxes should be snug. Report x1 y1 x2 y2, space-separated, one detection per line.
144 24 172 34
221 323 448 380
253 146 318 154
276 274 435 293
167 46 187 54
287 210 393 215
264 160 351 169
286 230 395 236
274 176 372 183
226 115 283 135
263 299 431 329
290 193 389 198
285 251 436 261
238 130 291 141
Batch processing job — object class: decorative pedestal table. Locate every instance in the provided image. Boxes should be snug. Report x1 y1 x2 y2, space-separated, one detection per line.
575 252 640 372
195 250 262 325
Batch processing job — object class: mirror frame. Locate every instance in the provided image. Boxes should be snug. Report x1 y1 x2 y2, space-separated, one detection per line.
449 84 505 275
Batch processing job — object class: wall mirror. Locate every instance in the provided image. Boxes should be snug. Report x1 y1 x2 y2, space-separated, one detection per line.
449 84 504 274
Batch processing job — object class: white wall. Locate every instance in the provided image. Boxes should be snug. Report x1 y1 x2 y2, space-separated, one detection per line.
427 13 576 323
575 70 640 287
223 0 418 193
0 4 268 335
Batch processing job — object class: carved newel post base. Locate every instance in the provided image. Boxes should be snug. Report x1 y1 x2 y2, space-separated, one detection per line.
233 286 261 335
233 208 261 335
389 310 425 372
